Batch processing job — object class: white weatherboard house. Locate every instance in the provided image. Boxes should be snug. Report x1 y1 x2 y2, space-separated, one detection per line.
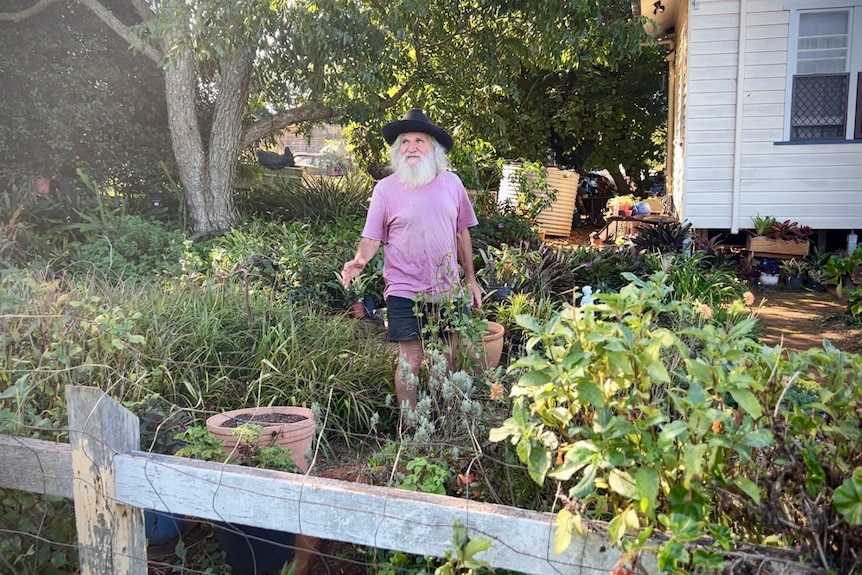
641 0 862 240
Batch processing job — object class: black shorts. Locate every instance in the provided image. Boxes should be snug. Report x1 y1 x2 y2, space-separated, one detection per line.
385 295 469 342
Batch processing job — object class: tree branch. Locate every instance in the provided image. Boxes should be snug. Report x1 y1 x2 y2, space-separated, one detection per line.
75 0 163 64
379 82 412 111
239 104 336 150
0 0 64 22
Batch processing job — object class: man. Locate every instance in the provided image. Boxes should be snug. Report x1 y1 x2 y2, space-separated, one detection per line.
341 108 482 411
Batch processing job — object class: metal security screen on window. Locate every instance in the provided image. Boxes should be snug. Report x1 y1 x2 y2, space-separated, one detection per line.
790 74 849 140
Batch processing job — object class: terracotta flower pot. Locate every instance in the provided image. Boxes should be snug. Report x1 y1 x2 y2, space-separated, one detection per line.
477 321 505 371
206 406 315 473
349 301 365 318
34 176 51 195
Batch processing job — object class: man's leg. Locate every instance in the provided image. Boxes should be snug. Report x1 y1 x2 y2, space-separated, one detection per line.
395 338 423 409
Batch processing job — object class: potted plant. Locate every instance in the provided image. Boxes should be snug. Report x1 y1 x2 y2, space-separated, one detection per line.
779 258 809 289
334 270 373 318
123 394 191 546
604 194 638 219
205 405 316 473
423 292 506 373
736 258 761 288
475 242 536 301
746 216 811 258
757 258 781 286
807 268 827 292
174 424 302 575
631 220 693 255
823 248 862 300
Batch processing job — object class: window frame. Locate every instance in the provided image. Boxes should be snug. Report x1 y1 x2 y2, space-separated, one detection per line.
784 2 862 142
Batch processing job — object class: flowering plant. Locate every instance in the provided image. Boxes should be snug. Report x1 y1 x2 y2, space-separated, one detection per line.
757 258 780 276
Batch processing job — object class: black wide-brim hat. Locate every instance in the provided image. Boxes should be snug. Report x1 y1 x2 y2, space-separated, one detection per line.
381 108 453 152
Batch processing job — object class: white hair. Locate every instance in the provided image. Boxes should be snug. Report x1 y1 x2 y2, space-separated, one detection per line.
388 134 450 188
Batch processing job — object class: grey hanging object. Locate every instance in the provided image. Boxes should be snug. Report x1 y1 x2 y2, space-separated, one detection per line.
256 147 295 170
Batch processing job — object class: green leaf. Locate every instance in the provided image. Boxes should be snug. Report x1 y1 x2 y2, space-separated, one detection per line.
636 467 660 517
463 537 491 557
833 468 862 526
576 379 605 406
607 513 626 546
554 509 580 554
733 476 761 504
527 442 552 485
658 420 689 444
739 429 772 449
609 469 638 499
549 442 595 481
728 388 762 418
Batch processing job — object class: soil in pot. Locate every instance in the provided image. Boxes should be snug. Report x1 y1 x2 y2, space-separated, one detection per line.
222 413 309 427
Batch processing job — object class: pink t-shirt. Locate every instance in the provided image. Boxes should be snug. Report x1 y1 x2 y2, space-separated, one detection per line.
362 171 478 300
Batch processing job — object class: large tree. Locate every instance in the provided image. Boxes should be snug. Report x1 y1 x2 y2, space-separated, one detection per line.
1 0 651 236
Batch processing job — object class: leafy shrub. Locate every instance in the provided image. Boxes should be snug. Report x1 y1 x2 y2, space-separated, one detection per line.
61 213 184 278
239 173 373 223
472 212 538 248
490 272 862 573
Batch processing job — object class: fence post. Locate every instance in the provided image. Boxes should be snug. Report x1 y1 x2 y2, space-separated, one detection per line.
66 385 147 575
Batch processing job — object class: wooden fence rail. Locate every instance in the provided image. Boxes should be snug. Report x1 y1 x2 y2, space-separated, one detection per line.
1 386 637 575
0 386 809 575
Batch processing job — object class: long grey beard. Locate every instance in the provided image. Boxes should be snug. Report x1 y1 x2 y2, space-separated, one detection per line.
393 153 439 188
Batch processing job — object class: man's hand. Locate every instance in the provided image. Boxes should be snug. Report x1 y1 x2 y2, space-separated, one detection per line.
341 258 364 288
466 280 482 309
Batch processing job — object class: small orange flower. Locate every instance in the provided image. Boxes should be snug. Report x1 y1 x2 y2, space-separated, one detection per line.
696 303 713 319
711 420 722 433
743 291 755 306
489 382 505 400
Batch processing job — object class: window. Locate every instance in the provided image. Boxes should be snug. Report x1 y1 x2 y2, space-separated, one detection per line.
787 5 862 141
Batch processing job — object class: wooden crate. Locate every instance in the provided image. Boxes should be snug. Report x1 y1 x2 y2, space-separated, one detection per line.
746 236 810 260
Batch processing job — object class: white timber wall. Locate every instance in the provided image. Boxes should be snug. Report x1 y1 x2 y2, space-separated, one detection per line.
682 0 862 232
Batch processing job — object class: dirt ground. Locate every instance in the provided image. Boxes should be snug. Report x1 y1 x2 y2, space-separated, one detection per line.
751 287 861 353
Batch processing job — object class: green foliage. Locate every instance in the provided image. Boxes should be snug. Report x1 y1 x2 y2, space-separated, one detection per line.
750 215 777 236
475 243 541 290
0 6 173 193
499 161 557 224
399 457 452 495
435 518 494 575
471 212 539 249
631 221 693 255
834 468 862 525
239 173 374 224
489 271 862 572
123 394 190 455
0 491 78 574
174 424 302 472
174 425 228 462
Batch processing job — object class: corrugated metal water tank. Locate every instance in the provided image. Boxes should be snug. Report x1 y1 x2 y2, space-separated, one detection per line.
498 164 579 237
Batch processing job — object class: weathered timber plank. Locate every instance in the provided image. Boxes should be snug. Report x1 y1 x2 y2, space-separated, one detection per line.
115 451 651 575
0 435 73 498
66 385 147 575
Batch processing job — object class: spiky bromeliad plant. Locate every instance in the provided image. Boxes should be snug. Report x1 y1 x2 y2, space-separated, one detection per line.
490 271 862 573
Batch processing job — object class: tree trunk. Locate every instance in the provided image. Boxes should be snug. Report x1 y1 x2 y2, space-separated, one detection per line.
609 170 633 196
163 45 252 236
